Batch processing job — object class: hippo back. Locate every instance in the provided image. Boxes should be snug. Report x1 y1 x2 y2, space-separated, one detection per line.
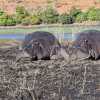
23 31 59 48
22 31 60 59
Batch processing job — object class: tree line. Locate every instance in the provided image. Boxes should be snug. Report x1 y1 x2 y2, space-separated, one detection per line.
0 6 100 26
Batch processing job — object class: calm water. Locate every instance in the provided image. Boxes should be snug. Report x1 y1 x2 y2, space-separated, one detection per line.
0 33 76 41
0 33 25 40
64 33 77 40
0 25 100 41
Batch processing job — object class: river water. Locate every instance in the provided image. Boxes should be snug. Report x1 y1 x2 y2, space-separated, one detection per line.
0 33 77 41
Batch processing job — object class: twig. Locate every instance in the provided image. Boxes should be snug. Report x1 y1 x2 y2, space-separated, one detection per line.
80 64 87 94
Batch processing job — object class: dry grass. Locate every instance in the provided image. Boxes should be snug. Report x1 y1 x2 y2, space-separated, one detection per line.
0 45 99 100
0 0 100 14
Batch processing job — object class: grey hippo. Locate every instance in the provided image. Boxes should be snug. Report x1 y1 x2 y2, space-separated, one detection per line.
64 30 100 61
17 31 69 61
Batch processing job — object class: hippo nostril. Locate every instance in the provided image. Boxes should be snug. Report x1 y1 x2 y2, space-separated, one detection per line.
31 56 38 61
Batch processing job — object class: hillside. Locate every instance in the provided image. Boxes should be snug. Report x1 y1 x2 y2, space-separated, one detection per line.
0 0 100 14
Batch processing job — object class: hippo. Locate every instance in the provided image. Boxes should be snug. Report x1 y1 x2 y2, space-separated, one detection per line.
17 31 69 61
65 30 100 61
62 44 89 61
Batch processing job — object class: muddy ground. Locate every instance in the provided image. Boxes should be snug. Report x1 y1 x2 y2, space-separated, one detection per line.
0 45 100 100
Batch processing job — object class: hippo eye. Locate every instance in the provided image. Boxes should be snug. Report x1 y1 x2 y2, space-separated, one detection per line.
84 40 88 43
34 42 39 45
39 43 44 49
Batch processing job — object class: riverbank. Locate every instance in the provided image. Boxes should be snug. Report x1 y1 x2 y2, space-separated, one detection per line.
0 22 100 35
0 40 21 48
0 22 100 29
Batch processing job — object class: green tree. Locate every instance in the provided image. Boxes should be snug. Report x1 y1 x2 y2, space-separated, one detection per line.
6 15 16 26
30 15 41 25
15 6 30 24
21 14 41 25
59 13 74 24
0 14 7 26
87 7 100 21
40 7 59 24
0 9 4 16
76 12 87 23
69 7 82 22
0 14 16 26
21 17 31 25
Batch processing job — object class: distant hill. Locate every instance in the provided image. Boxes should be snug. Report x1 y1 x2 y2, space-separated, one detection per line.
0 0 100 14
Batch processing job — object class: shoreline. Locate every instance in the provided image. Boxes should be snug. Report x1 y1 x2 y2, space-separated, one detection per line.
0 21 100 29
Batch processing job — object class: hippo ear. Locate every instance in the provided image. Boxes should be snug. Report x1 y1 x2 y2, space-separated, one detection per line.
38 42 44 49
50 45 60 57
50 46 55 57
84 39 88 43
34 41 39 45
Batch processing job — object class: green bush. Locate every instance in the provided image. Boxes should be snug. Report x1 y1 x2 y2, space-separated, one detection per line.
14 16 21 24
21 17 31 25
40 7 59 24
30 15 41 25
0 15 7 26
21 15 41 25
0 15 16 26
59 13 74 24
6 17 16 26
0 9 4 16
0 10 7 26
75 12 87 23
69 7 82 22
15 6 30 24
86 7 100 21
0 6 100 26
16 6 29 17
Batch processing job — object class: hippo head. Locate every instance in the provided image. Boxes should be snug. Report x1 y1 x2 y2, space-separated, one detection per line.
30 40 44 60
58 44 90 61
70 46 89 61
16 40 46 61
